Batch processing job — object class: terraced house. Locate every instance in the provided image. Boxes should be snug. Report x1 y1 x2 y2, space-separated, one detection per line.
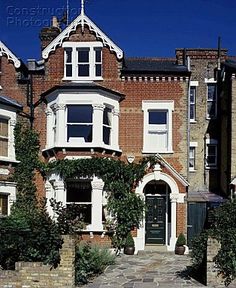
0 3 232 252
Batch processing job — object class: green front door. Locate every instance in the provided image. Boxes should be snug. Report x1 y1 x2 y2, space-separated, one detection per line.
145 196 166 244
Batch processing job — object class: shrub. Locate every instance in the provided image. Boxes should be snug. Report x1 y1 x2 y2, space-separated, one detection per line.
50 199 85 234
211 200 236 286
191 231 209 269
0 200 63 270
124 232 134 247
75 242 115 285
176 233 186 247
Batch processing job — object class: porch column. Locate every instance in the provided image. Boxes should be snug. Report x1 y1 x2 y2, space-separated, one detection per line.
54 104 66 145
168 193 178 251
9 120 16 160
45 108 53 148
45 181 54 217
91 176 104 231
54 180 65 204
112 108 120 150
92 104 104 147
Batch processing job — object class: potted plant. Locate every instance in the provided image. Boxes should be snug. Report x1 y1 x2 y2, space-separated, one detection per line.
124 232 135 255
175 233 186 255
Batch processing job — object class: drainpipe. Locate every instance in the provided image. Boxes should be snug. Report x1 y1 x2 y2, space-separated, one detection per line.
204 134 207 186
186 53 191 182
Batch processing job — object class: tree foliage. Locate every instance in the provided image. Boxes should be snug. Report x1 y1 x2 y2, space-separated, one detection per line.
0 123 62 270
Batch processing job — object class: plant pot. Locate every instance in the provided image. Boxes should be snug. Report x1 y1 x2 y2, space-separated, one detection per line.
124 246 135 255
175 245 185 255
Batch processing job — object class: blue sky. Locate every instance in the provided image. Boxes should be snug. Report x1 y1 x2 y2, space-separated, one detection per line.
0 0 235 62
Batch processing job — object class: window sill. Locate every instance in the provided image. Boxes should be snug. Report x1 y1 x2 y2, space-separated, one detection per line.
190 120 197 123
0 157 19 163
43 144 122 153
205 166 218 170
189 169 196 172
142 150 174 154
62 77 103 82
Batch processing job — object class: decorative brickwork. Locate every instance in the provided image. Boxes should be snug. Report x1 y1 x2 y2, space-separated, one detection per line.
0 235 75 288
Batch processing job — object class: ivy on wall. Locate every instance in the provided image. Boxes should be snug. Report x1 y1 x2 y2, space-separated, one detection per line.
43 157 156 249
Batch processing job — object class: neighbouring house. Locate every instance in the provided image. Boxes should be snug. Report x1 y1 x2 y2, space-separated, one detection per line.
0 41 25 216
0 4 233 252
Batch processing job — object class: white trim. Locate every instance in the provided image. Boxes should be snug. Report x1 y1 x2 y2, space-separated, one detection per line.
204 78 217 83
0 107 17 162
0 41 21 68
0 181 16 215
156 154 189 187
135 170 186 252
42 14 123 60
190 141 198 147
190 80 199 86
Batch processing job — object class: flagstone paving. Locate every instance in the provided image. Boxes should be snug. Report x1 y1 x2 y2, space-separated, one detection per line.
83 251 236 287
83 251 206 287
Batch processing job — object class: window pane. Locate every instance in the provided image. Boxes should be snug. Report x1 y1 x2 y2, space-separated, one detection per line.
67 181 92 202
65 50 72 63
208 84 216 100
67 204 91 224
66 65 72 77
95 64 102 77
0 118 8 137
190 104 195 120
67 105 92 123
103 107 112 126
103 126 111 145
207 102 216 118
0 139 8 157
190 87 196 103
95 49 102 62
67 125 92 142
78 64 89 76
0 194 8 215
208 145 216 155
149 111 167 125
78 49 89 62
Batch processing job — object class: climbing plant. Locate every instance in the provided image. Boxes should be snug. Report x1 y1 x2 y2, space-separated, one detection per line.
43 157 156 249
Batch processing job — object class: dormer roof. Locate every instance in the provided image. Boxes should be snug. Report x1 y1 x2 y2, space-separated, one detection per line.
42 13 123 60
0 41 21 68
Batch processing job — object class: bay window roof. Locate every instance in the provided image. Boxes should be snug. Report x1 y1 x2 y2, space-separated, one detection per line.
41 82 125 102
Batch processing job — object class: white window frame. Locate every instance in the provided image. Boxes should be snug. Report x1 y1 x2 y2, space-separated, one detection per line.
0 106 17 162
142 100 174 154
205 139 218 169
189 81 198 123
205 78 217 119
63 42 103 81
189 141 198 172
0 182 16 216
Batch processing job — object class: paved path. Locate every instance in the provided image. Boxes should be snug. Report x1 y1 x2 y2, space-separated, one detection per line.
84 251 206 288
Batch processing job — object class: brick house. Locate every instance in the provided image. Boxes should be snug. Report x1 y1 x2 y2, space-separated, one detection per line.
0 41 25 216
0 6 232 252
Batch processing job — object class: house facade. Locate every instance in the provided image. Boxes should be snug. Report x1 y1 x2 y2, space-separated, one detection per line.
0 5 233 252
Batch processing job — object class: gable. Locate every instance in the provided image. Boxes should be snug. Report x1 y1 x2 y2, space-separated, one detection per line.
0 41 21 68
42 14 123 60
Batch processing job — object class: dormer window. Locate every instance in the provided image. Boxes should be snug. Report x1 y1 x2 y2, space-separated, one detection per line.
63 42 103 81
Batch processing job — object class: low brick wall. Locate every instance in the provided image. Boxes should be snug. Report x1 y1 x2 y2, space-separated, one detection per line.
0 235 75 288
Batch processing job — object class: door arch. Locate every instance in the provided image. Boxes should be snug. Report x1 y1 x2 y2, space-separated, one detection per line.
135 166 185 251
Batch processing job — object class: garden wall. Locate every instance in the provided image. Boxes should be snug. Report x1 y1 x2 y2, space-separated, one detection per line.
0 235 75 288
